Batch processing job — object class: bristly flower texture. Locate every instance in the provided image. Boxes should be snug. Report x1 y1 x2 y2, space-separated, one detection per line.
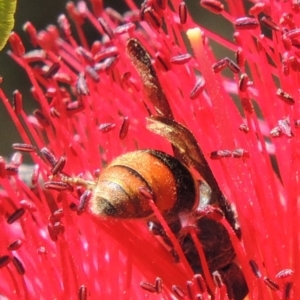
0 0 299 299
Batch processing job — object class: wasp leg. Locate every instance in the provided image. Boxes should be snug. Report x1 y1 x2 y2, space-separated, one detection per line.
147 220 182 263
218 262 249 300
179 217 236 274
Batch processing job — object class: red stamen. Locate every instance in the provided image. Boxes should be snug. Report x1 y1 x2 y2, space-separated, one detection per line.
44 181 71 191
155 277 163 293
200 0 224 14
263 276 279 291
283 282 293 300
179 2 187 24
260 16 280 31
78 285 88 300
13 90 23 115
170 53 192 65
0 255 11 268
98 17 114 39
77 190 91 215
235 17 259 30
12 256 25 275
12 143 35 153
23 22 38 47
172 284 186 298
51 156 66 175
276 88 295 105
9 32 25 56
276 269 294 279
190 78 205 100
119 116 130 140
140 280 157 293
7 208 26 224
7 240 23 251
249 259 262 278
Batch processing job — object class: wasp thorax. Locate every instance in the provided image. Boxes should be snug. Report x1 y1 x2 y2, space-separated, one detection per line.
89 150 197 219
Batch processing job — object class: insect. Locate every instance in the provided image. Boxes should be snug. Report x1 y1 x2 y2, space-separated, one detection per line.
55 38 248 299
127 39 248 299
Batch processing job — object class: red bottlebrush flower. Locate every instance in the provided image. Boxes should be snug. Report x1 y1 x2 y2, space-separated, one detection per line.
0 0 299 299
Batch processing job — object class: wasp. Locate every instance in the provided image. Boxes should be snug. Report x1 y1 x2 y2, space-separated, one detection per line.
57 39 248 299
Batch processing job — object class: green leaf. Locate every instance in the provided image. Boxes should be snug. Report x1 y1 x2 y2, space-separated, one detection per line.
0 0 17 51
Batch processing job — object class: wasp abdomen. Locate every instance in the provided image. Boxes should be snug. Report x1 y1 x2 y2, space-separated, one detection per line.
90 150 197 218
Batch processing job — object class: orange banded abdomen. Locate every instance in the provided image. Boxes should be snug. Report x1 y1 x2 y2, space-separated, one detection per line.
90 150 197 219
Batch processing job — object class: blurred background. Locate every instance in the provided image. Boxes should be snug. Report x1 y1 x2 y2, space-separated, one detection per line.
0 0 233 159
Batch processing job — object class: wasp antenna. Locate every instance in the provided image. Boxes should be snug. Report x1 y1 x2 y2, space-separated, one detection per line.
60 175 96 189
